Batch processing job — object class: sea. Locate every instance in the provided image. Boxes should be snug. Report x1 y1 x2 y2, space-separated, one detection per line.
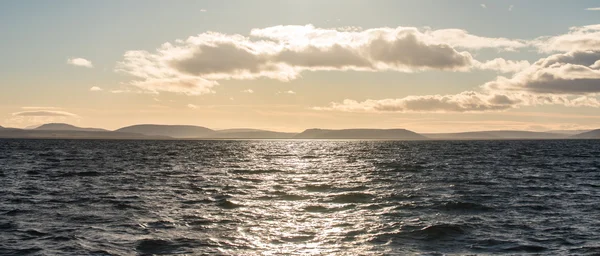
1 139 599 255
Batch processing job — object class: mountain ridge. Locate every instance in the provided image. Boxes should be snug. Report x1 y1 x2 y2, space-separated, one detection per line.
425 130 568 140
115 124 214 138
35 123 107 132
571 129 600 139
1 123 599 140
294 128 427 140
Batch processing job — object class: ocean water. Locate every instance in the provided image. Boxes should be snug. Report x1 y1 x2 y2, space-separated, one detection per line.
1 139 599 255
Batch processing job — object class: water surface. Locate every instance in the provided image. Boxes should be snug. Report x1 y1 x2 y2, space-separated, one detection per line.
1 139 599 255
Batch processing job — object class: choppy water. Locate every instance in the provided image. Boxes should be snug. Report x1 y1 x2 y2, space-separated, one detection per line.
1 139 600 255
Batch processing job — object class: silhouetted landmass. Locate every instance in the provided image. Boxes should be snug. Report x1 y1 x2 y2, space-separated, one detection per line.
24 124 43 129
3 123 599 140
571 129 600 139
547 129 592 135
425 131 567 140
209 130 297 139
116 124 214 138
216 128 267 133
115 125 296 139
425 132 501 140
35 123 107 132
294 128 426 139
0 129 168 140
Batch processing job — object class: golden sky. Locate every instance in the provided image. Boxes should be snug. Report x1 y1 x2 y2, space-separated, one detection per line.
2 1 600 132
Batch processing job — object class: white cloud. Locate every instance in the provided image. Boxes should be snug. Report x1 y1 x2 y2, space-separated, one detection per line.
483 51 600 94
200 9 207 12
316 49 600 113
315 91 600 113
476 58 530 73
116 25 526 95
67 58 93 68
21 106 62 110
6 110 80 127
509 5 514 11
110 88 159 94
90 86 103 91
316 36 600 113
278 90 296 95
585 7 600 11
481 4 487 8
427 28 527 51
533 25 600 53
187 104 199 109
241 89 254 93
315 91 519 113
12 110 78 117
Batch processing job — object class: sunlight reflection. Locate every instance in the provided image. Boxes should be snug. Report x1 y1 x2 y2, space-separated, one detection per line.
219 141 376 255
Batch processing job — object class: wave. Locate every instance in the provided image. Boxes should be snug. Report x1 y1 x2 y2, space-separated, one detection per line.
216 199 244 209
301 184 333 192
502 244 547 253
329 192 374 204
57 171 102 177
414 224 468 240
437 201 493 212
136 238 212 255
303 205 351 213
230 169 282 175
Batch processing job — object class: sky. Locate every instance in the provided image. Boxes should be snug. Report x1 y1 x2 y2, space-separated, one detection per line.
2 0 600 133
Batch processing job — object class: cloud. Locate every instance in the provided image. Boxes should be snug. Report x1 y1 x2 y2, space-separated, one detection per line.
316 50 600 113
481 4 487 8
476 58 530 73
12 110 78 117
533 25 600 53
200 9 207 12
116 25 526 95
241 89 254 93
483 51 600 94
509 5 514 11
426 29 527 51
315 91 519 113
90 86 103 91
110 88 159 94
278 90 296 95
315 25 600 113
316 91 600 113
187 104 199 109
586 7 600 11
21 106 62 110
67 58 93 68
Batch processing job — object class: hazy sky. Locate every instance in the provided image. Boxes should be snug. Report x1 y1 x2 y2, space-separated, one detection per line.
2 0 600 132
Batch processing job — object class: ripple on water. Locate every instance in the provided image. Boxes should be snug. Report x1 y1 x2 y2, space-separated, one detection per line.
329 192 375 204
1 139 599 255
216 199 243 209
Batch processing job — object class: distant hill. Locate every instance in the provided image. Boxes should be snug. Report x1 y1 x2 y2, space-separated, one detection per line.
571 129 600 139
35 123 107 132
294 128 426 140
208 130 297 139
0 128 169 140
425 131 567 140
116 124 214 138
24 124 42 129
547 129 592 135
215 128 267 133
425 132 500 140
